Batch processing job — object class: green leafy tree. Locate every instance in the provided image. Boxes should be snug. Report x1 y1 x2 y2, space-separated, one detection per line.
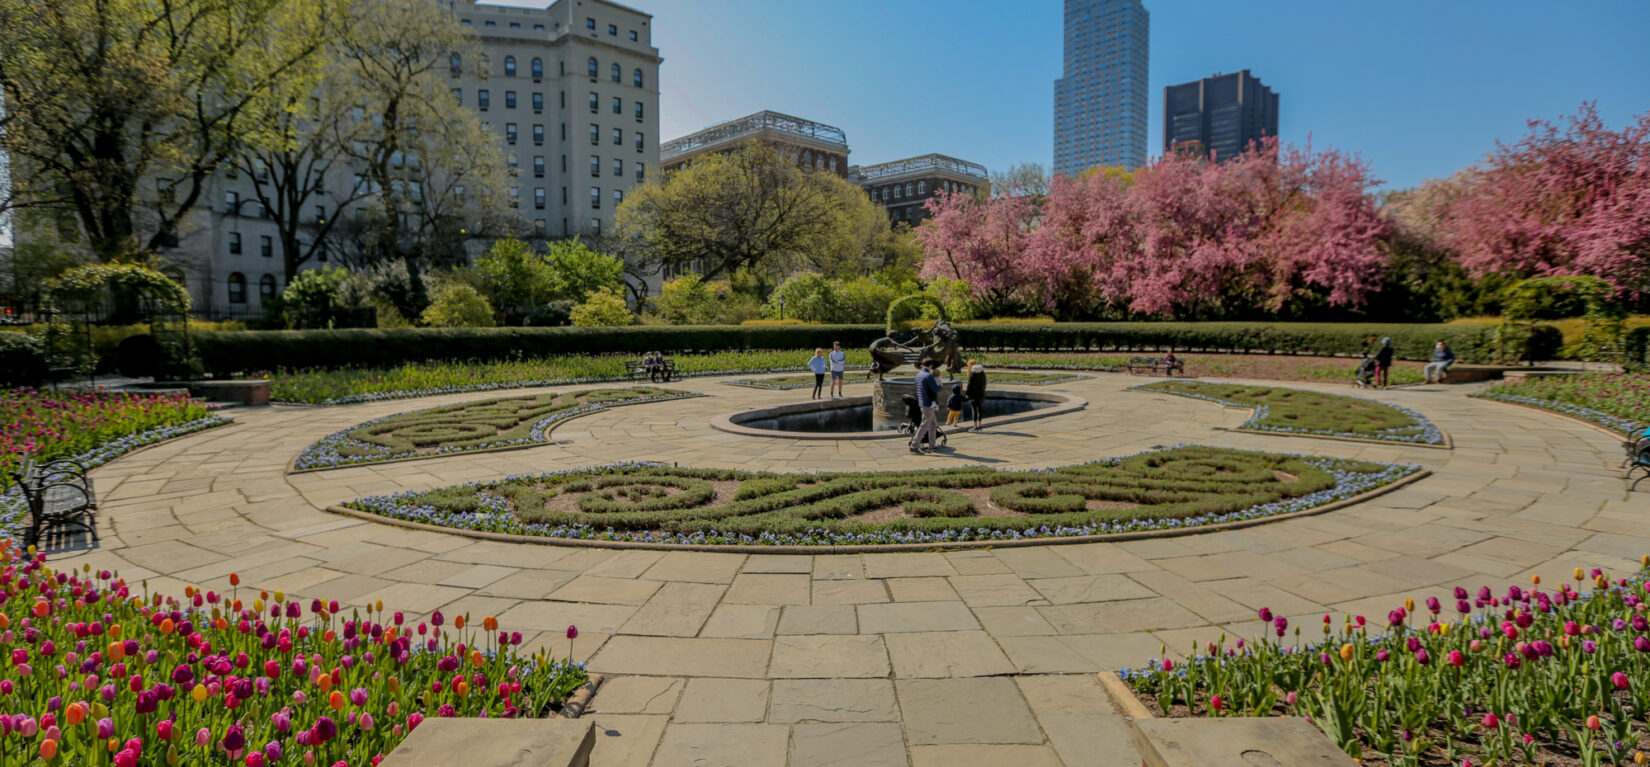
541 238 625 302
420 283 495 327
569 286 633 327
474 238 550 323
646 274 761 325
764 273 841 323
837 277 902 324
281 266 353 328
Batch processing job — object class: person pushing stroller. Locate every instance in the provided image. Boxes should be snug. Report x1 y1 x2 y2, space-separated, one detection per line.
900 394 945 448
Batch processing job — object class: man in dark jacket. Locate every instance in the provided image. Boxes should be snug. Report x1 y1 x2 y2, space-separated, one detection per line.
1373 337 1394 389
1424 341 1456 384
909 360 942 453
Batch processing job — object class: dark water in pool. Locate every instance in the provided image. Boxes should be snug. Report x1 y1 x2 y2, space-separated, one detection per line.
734 395 1055 433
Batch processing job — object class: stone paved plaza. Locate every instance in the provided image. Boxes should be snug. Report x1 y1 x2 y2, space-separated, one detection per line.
50 373 1647 766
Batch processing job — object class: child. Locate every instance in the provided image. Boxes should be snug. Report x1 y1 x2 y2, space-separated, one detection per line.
945 383 965 426
1353 355 1376 388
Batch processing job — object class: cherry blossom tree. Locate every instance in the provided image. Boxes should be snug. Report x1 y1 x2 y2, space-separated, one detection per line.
913 190 1037 315
1441 103 1650 294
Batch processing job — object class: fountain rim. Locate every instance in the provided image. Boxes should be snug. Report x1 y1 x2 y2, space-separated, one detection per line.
708 390 1088 440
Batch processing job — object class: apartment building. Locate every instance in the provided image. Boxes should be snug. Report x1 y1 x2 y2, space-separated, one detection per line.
1054 0 1150 174
1163 70 1279 161
661 111 850 178
851 154 988 227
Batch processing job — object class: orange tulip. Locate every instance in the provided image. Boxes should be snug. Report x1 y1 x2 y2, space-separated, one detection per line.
483 617 498 632
1531 574 1541 585
108 643 125 662
159 619 175 635
317 673 333 692
0 614 9 629
65 702 86 725
32 600 50 618
456 681 469 696
39 739 57 760
470 651 483 668
229 573 240 586
455 615 465 630
329 691 344 710
388 676 400 693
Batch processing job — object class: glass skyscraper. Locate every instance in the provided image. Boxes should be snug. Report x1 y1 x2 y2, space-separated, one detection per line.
1054 0 1149 175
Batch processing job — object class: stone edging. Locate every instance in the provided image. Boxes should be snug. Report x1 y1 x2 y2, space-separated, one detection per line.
286 393 704 475
553 673 604 719
1096 671 1153 721
321 468 1430 554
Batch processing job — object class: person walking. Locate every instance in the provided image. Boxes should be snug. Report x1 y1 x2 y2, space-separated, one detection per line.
1424 340 1456 384
910 359 942 453
806 348 828 399
1373 338 1394 389
964 359 987 431
828 341 848 397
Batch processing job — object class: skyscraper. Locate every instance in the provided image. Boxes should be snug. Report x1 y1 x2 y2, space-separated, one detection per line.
1164 70 1279 162
1054 0 1149 175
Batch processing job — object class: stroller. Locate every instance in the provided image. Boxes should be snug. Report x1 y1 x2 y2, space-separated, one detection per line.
1353 356 1376 388
897 394 946 448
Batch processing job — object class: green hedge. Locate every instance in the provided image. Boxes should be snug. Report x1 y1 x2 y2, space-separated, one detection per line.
0 333 47 387
186 322 1557 377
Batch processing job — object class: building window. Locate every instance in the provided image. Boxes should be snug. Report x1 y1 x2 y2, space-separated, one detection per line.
227 273 247 304
506 123 518 144
614 189 623 206
590 218 601 235
451 87 462 103
509 186 519 206
588 92 598 112
532 92 543 111
259 236 273 258
635 162 645 182
607 23 616 35
629 30 638 42
634 101 643 120
611 96 621 114
613 158 623 176
504 56 516 77
228 232 242 255
225 191 239 214
483 20 494 28
533 124 544 144
315 205 326 223
634 131 643 150
534 218 546 233
590 156 600 177
478 90 489 110
507 154 519 173
587 58 597 77
533 156 545 177
830 158 837 172
918 181 926 194
612 128 622 145
905 183 914 197
531 58 543 78
590 187 601 209
610 63 620 83
259 274 277 299
450 53 461 74
505 91 516 109
534 187 545 209
585 17 595 30
508 22 519 30
633 69 643 88
589 124 599 144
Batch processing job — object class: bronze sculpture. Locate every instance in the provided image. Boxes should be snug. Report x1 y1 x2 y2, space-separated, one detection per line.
868 319 964 379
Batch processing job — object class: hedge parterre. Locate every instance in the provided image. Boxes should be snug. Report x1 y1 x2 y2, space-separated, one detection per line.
1136 381 1445 445
1124 560 1650 766
1473 373 1650 435
293 387 696 471
0 541 587 766
342 445 1418 547
721 370 1088 390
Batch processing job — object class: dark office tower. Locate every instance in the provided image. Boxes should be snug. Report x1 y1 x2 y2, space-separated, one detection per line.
1054 0 1150 174
1163 70 1279 162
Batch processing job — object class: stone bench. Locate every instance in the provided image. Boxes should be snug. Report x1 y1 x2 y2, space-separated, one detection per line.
380 719 594 767
190 380 270 406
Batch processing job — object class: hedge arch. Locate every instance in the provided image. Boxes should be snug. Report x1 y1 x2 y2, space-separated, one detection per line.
44 263 191 314
42 263 195 380
885 294 948 332
1500 275 1624 363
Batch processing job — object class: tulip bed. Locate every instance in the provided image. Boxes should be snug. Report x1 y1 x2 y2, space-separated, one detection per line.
293 387 695 471
343 445 1418 546
1135 381 1444 445
1124 562 1650 767
1 390 220 491
1473 374 1650 435
721 370 1087 390
0 541 589 766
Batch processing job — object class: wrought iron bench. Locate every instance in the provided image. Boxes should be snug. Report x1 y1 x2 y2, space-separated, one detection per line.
625 358 675 382
1126 356 1186 376
9 457 98 547
1627 426 1650 491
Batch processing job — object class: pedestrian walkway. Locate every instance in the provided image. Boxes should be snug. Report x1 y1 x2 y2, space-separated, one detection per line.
48 374 1647 766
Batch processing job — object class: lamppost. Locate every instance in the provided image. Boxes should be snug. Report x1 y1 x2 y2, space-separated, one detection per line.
778 296 786 320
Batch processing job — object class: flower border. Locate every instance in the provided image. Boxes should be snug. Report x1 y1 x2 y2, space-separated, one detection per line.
1470 390 1641 435
339 447 1421 548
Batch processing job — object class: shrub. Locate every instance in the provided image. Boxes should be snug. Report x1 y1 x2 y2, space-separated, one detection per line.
0 333 47 387
569 286 633 327
420 283 496 328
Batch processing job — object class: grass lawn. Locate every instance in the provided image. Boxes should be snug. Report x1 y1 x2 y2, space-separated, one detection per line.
345 445 1415 546
1137 380 1443 444
294 386 694 470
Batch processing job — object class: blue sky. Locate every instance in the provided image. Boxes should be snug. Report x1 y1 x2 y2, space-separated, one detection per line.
620 0 1650 191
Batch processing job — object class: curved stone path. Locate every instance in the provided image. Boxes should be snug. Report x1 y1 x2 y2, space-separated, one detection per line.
51 373 1648 766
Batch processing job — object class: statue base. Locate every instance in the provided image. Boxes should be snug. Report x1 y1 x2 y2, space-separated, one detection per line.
870 377 918 431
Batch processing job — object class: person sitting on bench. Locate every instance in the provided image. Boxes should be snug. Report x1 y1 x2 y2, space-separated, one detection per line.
1162 351 1184 376
1423 341 1456 384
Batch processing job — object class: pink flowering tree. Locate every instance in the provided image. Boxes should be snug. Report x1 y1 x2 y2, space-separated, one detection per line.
913 190 1038 315
1441 103 1650 294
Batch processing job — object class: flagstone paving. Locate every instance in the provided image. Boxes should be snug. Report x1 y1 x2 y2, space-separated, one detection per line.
48 372 1649 766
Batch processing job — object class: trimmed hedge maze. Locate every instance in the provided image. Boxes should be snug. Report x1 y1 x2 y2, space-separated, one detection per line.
344 445 1417 547
294 387 695 470
723 370 1088 390
1135 381 1443 445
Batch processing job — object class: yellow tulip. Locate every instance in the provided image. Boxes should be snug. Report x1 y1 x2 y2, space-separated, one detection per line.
274 590 285 604
1575 567 1586 580
191 685 208 703
1339 643 1354 661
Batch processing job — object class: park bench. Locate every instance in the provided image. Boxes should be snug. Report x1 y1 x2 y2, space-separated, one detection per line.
625 358 675 382
1125 356 1186 376
8 457 99 547
1625 426 1650 491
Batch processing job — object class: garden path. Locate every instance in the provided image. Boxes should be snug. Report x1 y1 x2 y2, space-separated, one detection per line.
50 373 1647 766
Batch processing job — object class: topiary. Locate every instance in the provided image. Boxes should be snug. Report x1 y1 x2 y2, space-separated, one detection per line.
884 294 948 333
